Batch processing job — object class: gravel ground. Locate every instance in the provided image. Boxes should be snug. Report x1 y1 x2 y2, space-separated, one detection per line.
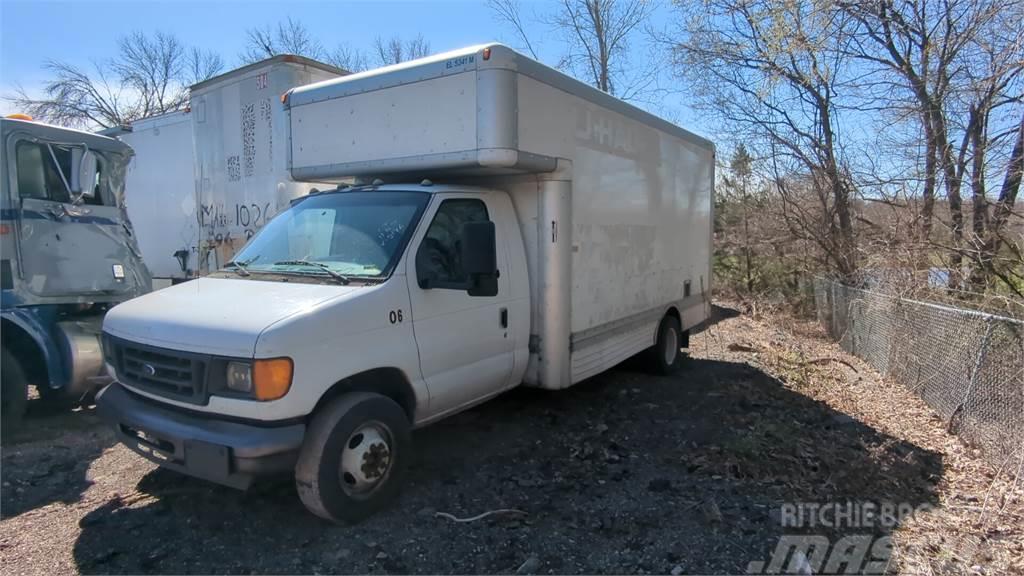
0 304 1017 575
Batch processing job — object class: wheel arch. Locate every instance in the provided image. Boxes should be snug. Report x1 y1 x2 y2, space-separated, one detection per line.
662 305 689 348
1 314 54 390
311 367 417 423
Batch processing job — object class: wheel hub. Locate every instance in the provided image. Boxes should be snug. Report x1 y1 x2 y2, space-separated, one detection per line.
339 422 392 496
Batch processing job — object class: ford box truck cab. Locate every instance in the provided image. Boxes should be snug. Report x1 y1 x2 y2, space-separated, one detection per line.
96 44 714 522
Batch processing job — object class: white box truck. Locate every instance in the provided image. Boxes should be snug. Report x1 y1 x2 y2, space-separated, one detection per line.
117 56 344 286
97 44 714 523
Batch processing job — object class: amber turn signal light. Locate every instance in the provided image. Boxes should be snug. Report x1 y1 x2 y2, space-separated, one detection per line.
253 357 293 401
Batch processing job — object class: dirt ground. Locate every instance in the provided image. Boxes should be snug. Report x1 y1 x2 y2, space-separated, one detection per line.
1 304 1021 575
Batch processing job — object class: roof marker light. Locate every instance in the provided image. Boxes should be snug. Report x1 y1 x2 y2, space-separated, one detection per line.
6 113 33 121
482 47 492 61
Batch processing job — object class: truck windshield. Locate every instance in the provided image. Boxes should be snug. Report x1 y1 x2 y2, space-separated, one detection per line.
228 191 429 279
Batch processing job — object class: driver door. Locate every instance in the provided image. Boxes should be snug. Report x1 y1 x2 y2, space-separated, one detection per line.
12 139 138 297
406 194 515 416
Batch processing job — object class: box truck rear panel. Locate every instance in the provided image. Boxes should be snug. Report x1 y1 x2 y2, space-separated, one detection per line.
191 57 343 272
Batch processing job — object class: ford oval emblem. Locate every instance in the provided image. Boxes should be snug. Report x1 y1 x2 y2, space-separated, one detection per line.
142 363 157 377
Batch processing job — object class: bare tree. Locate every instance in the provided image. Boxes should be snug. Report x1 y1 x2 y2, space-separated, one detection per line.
373 34 432 66
489 0 659 101
841 0 1021 289
668 0 858 278
554 0 651 97
241 17 326 63
9 61 130 129
490 0 540 59
327 45 370 73
114 31 189 116
7 31 221 129
185 47 225 85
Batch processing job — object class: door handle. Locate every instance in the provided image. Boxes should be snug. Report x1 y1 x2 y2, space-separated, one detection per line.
500 307 508 328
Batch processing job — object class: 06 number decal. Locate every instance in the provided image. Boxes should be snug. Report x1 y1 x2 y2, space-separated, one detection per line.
389 309 404 324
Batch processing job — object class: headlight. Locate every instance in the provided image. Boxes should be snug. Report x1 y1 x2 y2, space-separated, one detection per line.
224 358 292 401
226 361 253 393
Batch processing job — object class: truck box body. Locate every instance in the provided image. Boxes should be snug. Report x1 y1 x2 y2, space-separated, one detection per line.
286 44 714 388
119 111 195 282
119 56 344 283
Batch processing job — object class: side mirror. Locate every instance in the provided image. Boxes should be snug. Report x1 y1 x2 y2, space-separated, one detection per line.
70 147 98 198
461 221 498 297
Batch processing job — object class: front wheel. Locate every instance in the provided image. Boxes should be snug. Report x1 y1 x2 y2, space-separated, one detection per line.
648 315 684 375
295 392 411 523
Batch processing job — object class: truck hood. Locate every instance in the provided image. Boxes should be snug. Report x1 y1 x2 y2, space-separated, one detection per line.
103 277 363 357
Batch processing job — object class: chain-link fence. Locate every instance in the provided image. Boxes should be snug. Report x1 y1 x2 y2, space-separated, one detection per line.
814 278 1024 467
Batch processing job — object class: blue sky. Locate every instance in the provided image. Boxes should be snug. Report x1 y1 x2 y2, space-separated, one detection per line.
0 0 707 136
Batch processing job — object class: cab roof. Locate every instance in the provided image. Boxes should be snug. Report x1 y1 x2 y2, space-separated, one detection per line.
1 117 132 155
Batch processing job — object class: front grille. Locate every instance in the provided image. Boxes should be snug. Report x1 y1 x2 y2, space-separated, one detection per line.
112 338 208 404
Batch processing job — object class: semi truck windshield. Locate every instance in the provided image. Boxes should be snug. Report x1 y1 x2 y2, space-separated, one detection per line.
229 191 429 279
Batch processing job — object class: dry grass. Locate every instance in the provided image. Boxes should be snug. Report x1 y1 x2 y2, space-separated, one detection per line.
694 302 1024 574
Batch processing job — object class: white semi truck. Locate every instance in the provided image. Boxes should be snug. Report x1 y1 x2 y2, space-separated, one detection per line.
97 44 714 522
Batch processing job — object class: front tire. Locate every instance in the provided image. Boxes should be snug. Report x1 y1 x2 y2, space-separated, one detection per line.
295 392 411 523
648 315 683 375
1 348 29 430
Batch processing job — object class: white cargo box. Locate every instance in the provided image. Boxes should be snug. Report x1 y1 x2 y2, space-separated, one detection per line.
118 110 195 283
287 45 712 180
119 56 345 282
190 56 344 273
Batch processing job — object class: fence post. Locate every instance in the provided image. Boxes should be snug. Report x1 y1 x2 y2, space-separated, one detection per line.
947 318 995 431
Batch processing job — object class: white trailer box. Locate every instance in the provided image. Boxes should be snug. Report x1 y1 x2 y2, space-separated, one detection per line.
99 44 714 521
190 55 344 272
286 44 715 388
120 56 345 283
119 110 195 284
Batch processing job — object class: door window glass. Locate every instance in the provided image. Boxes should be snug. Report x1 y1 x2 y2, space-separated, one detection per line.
417 199 490 288
16 142 72 203
15 142 111 206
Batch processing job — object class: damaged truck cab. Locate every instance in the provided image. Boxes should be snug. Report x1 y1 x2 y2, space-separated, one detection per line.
1 116 151 426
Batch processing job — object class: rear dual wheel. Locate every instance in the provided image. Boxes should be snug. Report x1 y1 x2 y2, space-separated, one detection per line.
295 392 411 523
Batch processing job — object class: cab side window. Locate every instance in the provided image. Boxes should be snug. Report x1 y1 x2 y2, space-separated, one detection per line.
15 142 72 204
416 199 489 288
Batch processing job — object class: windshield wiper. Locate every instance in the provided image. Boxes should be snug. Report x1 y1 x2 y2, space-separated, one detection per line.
223 259 252 277
273 260 351 285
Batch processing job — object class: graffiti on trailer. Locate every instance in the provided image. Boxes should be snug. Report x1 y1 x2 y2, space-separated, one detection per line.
198 202 274 244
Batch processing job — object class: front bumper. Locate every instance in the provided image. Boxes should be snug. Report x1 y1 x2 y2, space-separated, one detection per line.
96 383 305 489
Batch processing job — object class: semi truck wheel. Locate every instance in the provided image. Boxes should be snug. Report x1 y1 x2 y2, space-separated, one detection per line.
295 392 411 523
1 348 29 430
648 315 683 375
